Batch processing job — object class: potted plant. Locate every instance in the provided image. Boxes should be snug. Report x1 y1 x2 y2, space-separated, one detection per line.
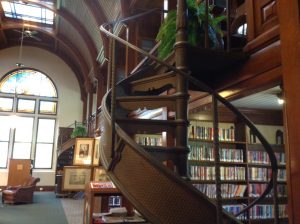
70 124 87 138
156 0 226 59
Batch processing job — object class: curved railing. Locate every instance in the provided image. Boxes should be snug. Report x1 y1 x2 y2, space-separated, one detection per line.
99 4 279 224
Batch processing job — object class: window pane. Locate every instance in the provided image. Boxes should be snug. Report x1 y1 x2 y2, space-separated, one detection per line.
17 99 35 113
37 119 55 142
1 1 54 25
0 69 57 97
0 116 11 141
34 143 53 168
0 142 9 168
14 117 34 142
39 101 57 115
0 97 13 112
12 142 31 159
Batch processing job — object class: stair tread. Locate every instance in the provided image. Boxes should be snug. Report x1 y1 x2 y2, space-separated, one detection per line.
143 145 189 153
117 118 186 125
117 93 186 101
130 71 176 85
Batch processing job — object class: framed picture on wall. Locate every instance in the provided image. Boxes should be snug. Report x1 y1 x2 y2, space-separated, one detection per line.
93 166 111 182
73 138 94 165
92 137 101 166
62 166 91 191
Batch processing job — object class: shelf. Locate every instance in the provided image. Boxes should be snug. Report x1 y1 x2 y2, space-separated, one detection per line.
247 144 284 152
188 138 246 145
190 180 247 184
188 160 247 166
249 217 288 224
249 180 286 184
248 163 286 168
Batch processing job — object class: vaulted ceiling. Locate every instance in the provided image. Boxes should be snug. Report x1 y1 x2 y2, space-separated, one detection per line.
0 0 163 98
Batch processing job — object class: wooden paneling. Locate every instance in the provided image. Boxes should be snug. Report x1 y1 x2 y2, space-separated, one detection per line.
277 0 300 222
245 0 279 52
7 159 31 186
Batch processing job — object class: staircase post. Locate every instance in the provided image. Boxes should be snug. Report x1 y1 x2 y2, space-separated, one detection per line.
174 0 189 177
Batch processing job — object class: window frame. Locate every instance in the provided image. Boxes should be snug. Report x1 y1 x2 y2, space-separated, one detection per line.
0 68 58 169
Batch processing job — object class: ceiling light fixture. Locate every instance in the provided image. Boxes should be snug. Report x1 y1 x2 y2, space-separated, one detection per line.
16 23 25 68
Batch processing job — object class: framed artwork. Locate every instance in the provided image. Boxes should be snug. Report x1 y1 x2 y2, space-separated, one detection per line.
92 137 101 166
62 166 91 191
93 166 111 182
73 138 94 165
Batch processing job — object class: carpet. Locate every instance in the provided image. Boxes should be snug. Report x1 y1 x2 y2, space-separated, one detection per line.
0 192 68 224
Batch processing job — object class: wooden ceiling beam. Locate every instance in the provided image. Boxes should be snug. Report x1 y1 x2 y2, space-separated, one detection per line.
84 0 106 25
1 22 89 96
6 0 98 71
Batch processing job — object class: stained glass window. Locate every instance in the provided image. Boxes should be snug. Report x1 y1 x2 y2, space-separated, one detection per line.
0 69 57 97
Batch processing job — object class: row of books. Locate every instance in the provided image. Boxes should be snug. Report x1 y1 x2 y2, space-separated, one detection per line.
249 184 287 197
249 204 288 219
188 145 244 162
189 126 235 141
249 168 286 181
223 205 247 220
193 184 247 198
134 136 162 146
248 151 286 165
190 166 246 181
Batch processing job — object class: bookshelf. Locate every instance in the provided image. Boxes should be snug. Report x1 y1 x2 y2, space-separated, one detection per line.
187 120 288 223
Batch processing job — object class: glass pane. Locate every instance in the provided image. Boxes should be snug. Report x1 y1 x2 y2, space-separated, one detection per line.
0 97 13 112
34 143 53 168
14 117 34 142
1 1 54 24
12 142 31 159
0 116 11 141
0 142 9 168
39 101 57 114
17 99 35 113
0 69 57 97
37 119 55 142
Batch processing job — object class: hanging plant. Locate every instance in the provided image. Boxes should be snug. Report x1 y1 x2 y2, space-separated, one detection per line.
156 0 226 59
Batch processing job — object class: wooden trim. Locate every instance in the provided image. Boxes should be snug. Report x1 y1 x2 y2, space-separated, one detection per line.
244 25 280 53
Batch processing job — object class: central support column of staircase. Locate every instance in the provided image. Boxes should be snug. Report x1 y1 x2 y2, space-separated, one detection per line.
174 0 189 177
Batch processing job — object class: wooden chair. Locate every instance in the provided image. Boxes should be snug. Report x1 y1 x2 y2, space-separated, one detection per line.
2 176 40 204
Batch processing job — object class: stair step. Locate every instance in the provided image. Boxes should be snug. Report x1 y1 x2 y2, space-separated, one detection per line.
142 146 190 163
117 94 188 111
117 118 187 135
130 71 177 94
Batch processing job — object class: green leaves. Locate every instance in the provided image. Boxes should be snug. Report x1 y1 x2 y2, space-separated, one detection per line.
156 0 226 59
71 125 87 138
156 10 177 59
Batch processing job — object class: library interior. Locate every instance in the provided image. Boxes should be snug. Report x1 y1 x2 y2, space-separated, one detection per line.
0 0 299 224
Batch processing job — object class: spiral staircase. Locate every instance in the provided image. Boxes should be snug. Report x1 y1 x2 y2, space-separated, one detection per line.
97 6 279 224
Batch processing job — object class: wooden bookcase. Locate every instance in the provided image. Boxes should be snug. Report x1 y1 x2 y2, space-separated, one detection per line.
187 119 288 223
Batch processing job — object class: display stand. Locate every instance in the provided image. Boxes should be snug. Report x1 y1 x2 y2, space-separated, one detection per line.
83 181 145 224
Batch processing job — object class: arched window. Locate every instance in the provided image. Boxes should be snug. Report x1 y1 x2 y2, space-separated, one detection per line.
0 69 57 97
0 68 58 169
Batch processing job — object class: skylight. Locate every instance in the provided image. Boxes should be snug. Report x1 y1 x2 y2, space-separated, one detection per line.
1 1 54 25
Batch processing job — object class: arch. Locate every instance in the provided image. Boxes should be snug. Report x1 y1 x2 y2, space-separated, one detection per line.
0 68 57 97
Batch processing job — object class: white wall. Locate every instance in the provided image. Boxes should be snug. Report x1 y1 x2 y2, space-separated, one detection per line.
0 46 84 186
